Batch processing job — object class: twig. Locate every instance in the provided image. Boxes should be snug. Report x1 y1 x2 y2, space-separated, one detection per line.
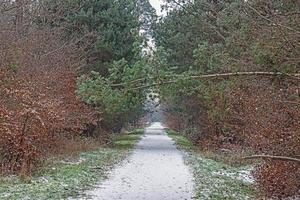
40 33 95 58
111 78 147 87
278 100 300 105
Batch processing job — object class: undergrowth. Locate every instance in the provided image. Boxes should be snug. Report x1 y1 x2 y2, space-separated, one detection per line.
0 130 143 200
167 130 256 200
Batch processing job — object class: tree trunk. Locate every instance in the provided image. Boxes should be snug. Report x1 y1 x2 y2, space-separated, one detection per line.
16 0 24 34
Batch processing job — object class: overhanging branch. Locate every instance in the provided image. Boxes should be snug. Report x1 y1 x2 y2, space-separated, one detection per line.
111 71 300 90
166 71 300 79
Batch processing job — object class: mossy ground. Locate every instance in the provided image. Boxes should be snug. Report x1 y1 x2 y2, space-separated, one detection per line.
0 130 143 200
167 130 256 200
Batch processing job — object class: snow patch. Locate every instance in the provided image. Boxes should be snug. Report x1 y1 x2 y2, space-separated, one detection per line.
60 157 86 165
213 168 255 184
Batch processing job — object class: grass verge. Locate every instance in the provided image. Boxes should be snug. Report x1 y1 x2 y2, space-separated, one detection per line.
167 130 256 200
0 130 143 200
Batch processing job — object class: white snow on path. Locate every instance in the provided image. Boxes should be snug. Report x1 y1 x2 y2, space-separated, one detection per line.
78 122 195 200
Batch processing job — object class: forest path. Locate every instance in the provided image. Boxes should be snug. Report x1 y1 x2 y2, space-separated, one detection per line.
78 122 195 200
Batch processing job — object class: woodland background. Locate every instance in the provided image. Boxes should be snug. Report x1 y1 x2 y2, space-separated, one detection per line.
0 0 299 199
155 1 299 198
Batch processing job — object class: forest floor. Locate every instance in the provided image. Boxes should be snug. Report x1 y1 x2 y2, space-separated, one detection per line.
0 130 143 200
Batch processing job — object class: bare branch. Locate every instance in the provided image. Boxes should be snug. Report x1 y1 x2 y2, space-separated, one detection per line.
243 155 300 164
245 3 300 35
40 32 96 58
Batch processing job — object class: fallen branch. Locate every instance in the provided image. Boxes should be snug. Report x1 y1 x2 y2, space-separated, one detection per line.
243 155 300 164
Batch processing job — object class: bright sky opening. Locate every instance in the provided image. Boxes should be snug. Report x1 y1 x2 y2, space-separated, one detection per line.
149 0 164 16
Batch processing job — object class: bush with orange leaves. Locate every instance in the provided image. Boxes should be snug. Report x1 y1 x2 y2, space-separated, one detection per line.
164 76 300 198
227 78 300 198
0 25 98 177
254 161 300 199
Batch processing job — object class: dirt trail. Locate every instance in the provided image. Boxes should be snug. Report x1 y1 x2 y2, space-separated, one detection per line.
78 122 195 200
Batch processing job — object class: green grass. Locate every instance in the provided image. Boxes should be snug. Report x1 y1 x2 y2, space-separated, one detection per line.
112 133 143 150
167 129 196 151
0 130 143 200
167 130 256 200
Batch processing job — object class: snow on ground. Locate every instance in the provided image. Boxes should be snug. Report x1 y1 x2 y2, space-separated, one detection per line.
60 158 87 165
212 168 255 184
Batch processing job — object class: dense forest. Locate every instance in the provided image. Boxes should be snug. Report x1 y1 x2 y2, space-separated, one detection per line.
153 1 300 198
0 0 299 199
0 0 155 177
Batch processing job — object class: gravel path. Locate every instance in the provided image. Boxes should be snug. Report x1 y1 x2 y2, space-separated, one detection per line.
80 122 195 200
